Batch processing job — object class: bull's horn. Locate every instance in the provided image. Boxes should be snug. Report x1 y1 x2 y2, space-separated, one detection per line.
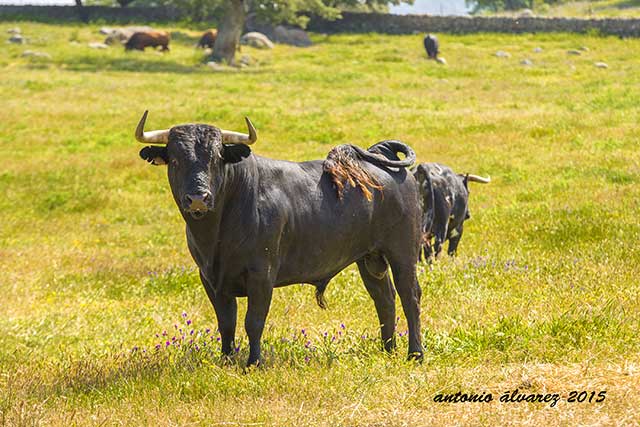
466 174 491 184
135 110 170 144
220 117 257 145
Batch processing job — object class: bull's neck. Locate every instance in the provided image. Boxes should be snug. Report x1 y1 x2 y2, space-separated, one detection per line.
183 156 258 268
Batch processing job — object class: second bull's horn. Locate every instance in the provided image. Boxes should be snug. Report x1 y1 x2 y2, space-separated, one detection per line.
220 117 257 145
135 110 170 144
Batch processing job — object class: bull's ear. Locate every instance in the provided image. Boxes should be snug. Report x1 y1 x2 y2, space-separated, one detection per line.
139 146 168 166
222 144 251 164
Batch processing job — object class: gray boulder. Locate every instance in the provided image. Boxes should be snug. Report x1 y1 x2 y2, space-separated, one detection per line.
240 32 274 49
104 26 153 45
272 25 312 47
88 42 108 49
8 34 25 44
22 50 51 59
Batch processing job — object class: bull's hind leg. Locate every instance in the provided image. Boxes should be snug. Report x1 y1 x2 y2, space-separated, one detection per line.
387 259 423 360
357 256 396 352
245 282 273 366
447 223 464 256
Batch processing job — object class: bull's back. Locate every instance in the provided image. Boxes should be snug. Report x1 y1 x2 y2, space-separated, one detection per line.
257 159 417 284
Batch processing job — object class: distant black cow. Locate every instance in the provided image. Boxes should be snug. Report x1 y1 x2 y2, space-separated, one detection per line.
413 163 490 260
423 34 439 59
135 111 425 366
197 29 217 49
125 31 170 51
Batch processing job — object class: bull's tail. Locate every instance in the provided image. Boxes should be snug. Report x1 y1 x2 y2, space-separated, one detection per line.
358 140 417 168
323 140 416 201
465 174 491 184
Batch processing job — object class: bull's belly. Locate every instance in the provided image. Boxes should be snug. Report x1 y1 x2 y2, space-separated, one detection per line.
273 240 373 286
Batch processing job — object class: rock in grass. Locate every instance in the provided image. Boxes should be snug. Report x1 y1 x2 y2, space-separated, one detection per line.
521 58 533 66
579 46 590 51
8 34 25 44
436 57 447 65
99 27 113 35
240 32 274 50
533 47 542 53
567 49 582 55
206 61 224 71
7 27 21 35
88 42 108 49
273 26 312 47
495 50 511 58
594 62 609 69
22 50 51 59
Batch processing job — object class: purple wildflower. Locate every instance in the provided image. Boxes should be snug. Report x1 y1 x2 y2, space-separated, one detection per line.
340 323 346 329
187 319 192 326
182 312 187 318
165 341 171 347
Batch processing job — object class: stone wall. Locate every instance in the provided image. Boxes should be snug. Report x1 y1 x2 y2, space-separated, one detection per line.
308 12 640 37
2 6 640 37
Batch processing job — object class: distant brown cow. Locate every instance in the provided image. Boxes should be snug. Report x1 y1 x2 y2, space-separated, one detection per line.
197 29 217 49
125 31 170 51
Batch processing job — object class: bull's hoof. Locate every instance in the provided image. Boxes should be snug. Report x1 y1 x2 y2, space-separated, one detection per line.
244 358 263 371
407 351 424 363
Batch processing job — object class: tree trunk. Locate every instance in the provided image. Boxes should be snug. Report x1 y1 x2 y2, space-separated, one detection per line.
211 0 245 64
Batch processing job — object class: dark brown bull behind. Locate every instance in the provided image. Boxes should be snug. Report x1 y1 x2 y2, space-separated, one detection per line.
197 29 218 49
125 31 170 51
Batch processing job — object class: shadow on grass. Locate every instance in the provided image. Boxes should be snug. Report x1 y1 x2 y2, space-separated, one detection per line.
60 54 269 75
612 0 640 9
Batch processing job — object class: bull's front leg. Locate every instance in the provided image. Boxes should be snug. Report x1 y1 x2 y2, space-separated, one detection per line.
200 271 237 357
245 280 274 366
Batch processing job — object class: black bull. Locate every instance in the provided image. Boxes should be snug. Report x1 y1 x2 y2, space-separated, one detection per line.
136 113 424 365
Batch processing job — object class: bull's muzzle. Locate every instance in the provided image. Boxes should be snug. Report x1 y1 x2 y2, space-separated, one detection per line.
183 192 212 219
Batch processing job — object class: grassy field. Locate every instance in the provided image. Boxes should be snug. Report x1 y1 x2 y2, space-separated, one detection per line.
1 22 640 426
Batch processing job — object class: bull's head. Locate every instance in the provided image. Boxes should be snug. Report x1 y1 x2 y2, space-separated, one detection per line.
136 111 256 220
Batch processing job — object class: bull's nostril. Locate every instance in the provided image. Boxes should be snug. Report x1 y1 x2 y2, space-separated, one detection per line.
184 193 209 212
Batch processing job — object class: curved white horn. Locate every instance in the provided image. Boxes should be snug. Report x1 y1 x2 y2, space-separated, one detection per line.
467 174 491 184
220 117 257 145
135 110 170 144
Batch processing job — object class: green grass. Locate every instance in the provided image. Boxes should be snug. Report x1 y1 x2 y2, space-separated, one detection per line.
1 22 640 425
